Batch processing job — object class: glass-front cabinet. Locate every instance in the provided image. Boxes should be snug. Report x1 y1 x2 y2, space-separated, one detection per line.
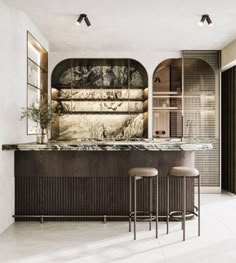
152 51 220 189
152 54 219 140
183 58 217 138
152 59 183 138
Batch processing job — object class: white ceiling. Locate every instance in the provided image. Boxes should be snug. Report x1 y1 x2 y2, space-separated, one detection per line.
4 0 236 52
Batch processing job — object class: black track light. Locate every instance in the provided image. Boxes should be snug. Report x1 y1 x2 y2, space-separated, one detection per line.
206 15 213 26
84 16 91 27
76 14 91 27
199 15 206 26
199 14 213 26
77 14 84 24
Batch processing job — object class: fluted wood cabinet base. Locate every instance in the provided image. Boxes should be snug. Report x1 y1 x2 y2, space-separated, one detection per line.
15 151 195 221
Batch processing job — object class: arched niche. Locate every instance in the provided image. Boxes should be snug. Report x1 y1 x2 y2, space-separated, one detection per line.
51 58 148 140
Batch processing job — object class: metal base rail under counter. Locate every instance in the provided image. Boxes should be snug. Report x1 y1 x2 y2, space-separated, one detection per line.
13 214 169 224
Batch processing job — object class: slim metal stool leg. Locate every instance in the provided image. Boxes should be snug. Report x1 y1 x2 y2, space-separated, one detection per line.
167 176 169 234
134 176 137 240
129 176 132 232
181 178 184 231
149 178 153 231
198 175 200 236
181 177 184 230
156 174 158 238
183 176 186 241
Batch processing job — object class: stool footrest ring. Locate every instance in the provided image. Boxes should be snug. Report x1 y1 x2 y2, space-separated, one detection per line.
129 211 156 222
169 210 198 221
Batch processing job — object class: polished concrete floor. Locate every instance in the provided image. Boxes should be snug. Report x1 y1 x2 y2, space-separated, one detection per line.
0 194 236 263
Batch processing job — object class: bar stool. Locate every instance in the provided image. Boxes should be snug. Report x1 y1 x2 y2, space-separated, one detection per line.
128 167 158 240
166 166 200 241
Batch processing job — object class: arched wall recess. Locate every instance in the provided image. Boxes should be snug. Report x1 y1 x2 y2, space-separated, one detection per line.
51 58 148 140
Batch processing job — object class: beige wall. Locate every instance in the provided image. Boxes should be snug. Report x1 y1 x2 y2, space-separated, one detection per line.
222 39 236 71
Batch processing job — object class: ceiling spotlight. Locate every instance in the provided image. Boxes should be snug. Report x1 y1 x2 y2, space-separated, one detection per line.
199 15 206 26
199 14 213 26
76 14 91 26
84 16 91 27
206 15 213 26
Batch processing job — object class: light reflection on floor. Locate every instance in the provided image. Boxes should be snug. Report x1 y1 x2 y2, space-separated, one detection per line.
0 193 236 263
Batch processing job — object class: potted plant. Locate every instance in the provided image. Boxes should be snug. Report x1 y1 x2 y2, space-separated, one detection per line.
21 96 66 144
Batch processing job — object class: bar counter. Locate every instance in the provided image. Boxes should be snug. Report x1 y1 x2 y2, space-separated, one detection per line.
2 139 212 222
2 139 213 151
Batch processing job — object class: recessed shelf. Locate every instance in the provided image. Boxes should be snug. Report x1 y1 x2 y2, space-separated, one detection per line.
153 91 182 95
62 111 144 115
184 91 215 96
153 107 180 110
184 109 215 112
153 108 183 112
57 98 144 102
27 57 48 73
54 85 145 90
153 95 182 98
27 83 40 90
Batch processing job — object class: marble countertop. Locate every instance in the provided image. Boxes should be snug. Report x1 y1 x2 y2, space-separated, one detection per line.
2 139 213 151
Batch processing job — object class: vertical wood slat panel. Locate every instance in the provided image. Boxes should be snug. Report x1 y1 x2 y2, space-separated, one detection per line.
15 151 195 221
15 176 194 221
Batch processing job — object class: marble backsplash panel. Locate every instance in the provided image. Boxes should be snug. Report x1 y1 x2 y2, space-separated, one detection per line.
57 114 144 140
58 65 144 87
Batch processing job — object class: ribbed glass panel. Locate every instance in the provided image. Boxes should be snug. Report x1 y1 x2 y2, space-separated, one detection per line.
183 51 220 187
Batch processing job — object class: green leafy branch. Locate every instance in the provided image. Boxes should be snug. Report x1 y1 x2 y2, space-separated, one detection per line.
21 96 70 129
